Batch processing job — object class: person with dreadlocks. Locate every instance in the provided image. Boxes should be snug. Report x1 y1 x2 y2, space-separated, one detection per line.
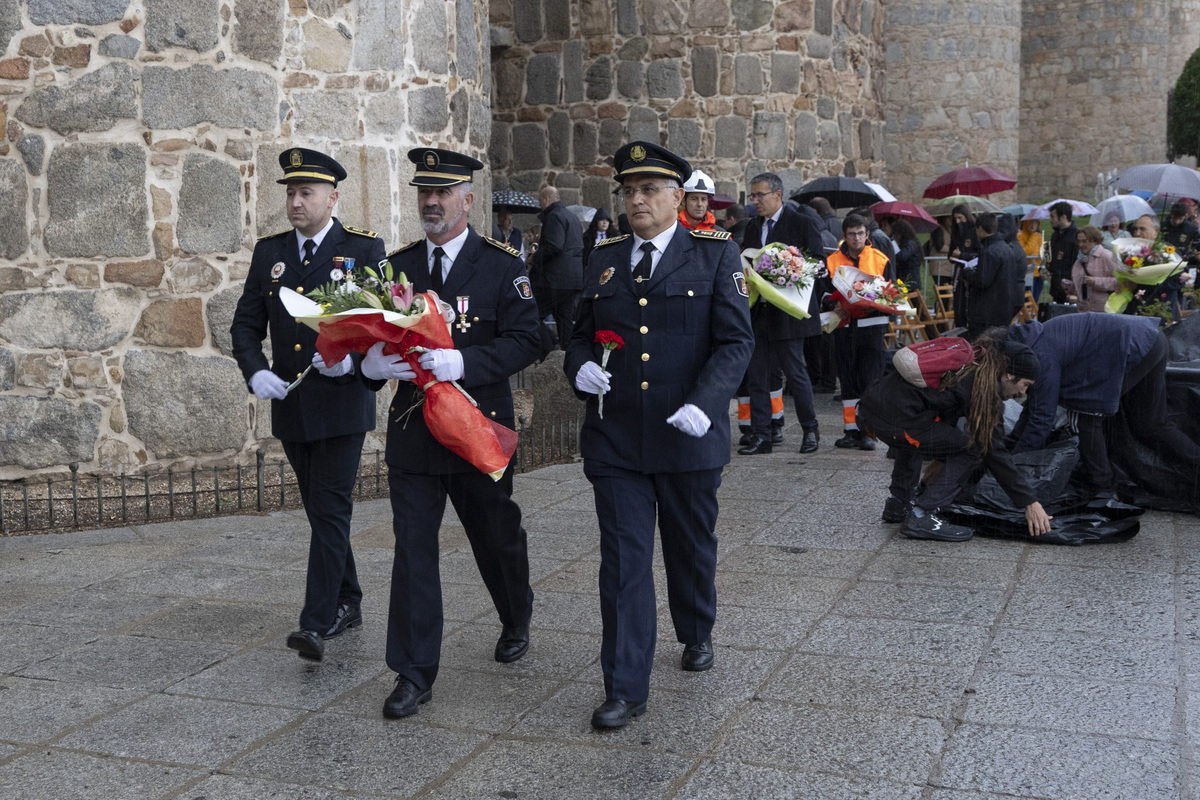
858 332 1053 542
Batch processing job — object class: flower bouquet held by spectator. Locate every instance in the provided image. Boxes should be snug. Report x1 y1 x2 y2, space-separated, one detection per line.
1104 236 1185 314
593 329 624 419
741 242 826 320
821 265 914 332
279 263 517 479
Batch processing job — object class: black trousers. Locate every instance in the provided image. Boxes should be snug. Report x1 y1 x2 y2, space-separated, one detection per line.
747 337 818 435
584 461 721 704
804 332 837 391
860 413 979 510
833 324 886 431
547 288 581 348
1075 332 1200 492
282 433 365 633
385 464 532 691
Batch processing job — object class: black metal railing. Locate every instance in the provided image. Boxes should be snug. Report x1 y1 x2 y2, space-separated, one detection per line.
0 415 583 536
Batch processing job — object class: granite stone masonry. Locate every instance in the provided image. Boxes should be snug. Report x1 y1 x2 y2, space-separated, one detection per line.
488 0 887 217
0 0 490 481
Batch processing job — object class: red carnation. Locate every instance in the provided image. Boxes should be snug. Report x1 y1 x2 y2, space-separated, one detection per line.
595 330 624 349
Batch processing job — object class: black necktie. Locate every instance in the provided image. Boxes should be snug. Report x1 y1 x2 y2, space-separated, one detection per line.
431 247 445 295
765 217 775 245
634 242 654 295
303 239 316 265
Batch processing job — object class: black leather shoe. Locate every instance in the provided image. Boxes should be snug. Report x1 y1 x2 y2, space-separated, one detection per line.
833 431 861 448
738 436 772 455
591 698 647 729
681 640 714 672
738 432 753 447
322 603 363 639
286 629 324 661
382 676 432 719
494 619 530 663
800 430 819 454
770 429 784 444
881 495 909 523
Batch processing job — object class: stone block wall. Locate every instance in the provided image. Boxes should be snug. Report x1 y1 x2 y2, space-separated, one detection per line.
881 0 1022 202
488 0 888 219
0 0 490 480
1019 0 1200 203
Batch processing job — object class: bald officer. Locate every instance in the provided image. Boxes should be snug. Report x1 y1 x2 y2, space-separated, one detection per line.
564 142 754 729
231 148 385 662
359 148 542 720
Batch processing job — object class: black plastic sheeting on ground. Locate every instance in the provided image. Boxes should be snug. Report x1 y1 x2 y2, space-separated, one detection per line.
947 439 1143 545
1108 313 1200 514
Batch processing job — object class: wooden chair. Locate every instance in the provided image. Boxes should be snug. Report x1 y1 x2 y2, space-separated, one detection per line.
888 291 935 347
932 283 955 331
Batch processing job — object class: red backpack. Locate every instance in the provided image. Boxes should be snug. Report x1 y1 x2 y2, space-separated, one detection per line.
892 337 979 389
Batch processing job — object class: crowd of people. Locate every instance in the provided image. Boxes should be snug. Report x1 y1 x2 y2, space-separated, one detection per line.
232 140 1198 734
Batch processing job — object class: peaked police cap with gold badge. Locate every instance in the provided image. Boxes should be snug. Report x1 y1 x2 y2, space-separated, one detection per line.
276 147 347 185
407 148 485 187
612 141 691 185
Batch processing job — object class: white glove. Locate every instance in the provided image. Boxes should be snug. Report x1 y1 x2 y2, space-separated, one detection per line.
249 369 289 400
574 361 610 394
667 403 711 438
312 352 353 377
360 342 416 382
417 348 465 382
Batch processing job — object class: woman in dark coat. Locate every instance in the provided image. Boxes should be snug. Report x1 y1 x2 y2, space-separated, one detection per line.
949 204 978 328
582 208 613 268
890 219 923 290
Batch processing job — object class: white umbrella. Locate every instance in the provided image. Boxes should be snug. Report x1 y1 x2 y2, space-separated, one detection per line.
1111 163 1200 198
864 182 896 203
565 204 596 224
1021 198 1100 221
1090 194 1155 224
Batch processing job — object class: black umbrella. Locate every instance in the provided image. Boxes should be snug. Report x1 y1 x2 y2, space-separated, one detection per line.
492 189 539 213
790 177 881 209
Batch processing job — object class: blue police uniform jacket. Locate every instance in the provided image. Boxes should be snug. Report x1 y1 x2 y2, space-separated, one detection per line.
564 226 754 474
371 227 542 474
231 218 386 443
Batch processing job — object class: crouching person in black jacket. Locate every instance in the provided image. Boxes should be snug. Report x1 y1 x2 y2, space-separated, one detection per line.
858 335 1053 542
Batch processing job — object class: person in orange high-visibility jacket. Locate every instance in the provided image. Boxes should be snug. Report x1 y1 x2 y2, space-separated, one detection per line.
824 213 895 451
677 169 718 231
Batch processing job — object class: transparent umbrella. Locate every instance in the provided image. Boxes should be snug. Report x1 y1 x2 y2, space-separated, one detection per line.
923 194 1001 216
1110 163 1200 198
1091 195 1155 224
1021 198 1099 221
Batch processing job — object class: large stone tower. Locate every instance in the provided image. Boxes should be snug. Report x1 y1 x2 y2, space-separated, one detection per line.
880 0 1023 201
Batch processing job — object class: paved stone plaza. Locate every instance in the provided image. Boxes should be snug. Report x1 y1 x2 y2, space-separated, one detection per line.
1 402 1197 799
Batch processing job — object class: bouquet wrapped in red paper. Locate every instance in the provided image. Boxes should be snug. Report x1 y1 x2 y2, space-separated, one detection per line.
821 264 914 332
280 263 516 480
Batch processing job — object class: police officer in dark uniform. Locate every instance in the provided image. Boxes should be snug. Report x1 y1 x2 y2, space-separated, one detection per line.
230 148 385 661
564 141 754 729
358 148 542 720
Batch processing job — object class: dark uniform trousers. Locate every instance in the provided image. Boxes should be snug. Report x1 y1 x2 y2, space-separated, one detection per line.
386 464 531 690
374 227 541 691
230 218 384 634
747 338 817 437
585 462 720 702
833 322 886 429
564 226 754 705
283 433 364 631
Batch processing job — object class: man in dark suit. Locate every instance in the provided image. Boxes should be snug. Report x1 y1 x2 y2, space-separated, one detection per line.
531 185 584 347
358 148 542 720
738 172 826 456
564 141 754 729
230 148 385 662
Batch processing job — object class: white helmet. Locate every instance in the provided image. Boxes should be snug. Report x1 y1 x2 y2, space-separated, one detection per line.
682 169 715 195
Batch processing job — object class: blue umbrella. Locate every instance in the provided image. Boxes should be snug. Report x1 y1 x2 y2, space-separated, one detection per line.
1002 203 1038 217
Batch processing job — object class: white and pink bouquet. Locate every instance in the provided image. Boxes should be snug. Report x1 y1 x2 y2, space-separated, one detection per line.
740 242 825 320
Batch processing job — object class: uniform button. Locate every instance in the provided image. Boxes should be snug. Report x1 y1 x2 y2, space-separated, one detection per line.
639 326 648 334
268 291 273 296
296 373 303 379
294 317 300 323
473 316 479 322
594 293 599 299
639 298 648 307
641 381 649 390
641 353 649 362
293 344 302 351
687 290 694 297
297 286 304 293
490 411 497 418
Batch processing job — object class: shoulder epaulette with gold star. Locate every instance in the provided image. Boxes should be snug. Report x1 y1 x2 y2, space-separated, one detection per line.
484 236 522 258
689 228 732 241
257 229 291 241
386 239 424 258
344 225 379 238
595 234 629 248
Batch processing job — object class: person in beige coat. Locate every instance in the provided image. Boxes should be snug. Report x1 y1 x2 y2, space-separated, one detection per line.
1067 225 1118 312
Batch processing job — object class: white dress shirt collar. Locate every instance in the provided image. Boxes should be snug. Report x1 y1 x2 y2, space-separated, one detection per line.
426 227 470 272
630 222 678 274
297 217 335 260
